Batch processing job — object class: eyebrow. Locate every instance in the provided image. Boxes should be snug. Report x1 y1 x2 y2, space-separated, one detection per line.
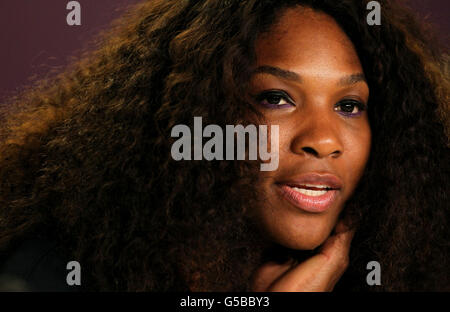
252 66 302 82
252 65 366 86
337 73 366 86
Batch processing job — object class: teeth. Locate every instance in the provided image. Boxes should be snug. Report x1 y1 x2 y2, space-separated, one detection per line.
292 187 328 196
301 184 329 189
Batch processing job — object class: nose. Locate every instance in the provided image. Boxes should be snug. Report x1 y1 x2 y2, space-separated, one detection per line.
290 112 344 159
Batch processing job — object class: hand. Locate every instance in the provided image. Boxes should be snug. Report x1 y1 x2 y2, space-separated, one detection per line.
251 220 355 292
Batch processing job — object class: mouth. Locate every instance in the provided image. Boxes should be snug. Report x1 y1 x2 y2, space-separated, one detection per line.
276 173 342 213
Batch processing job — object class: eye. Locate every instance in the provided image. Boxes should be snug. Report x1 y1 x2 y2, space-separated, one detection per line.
334 99 366 116
255 90 294 109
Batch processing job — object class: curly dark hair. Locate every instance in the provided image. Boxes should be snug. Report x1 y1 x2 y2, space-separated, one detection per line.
0 0 448 291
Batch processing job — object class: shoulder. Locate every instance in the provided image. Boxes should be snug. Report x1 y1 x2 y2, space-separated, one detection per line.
0 236 81 291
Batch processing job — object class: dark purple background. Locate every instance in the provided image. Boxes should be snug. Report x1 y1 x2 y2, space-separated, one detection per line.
0 0 448 104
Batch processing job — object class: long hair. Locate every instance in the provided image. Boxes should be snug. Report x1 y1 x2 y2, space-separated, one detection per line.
0 0 448 291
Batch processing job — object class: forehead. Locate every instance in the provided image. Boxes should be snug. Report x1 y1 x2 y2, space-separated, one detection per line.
255 6 363 73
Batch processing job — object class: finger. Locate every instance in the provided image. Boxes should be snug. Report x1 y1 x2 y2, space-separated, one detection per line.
251 258 295 292
267 252 330 291
334 218 349 234
322 221 355 257
316 229 355 287
269 231 355 292
333 217 355 235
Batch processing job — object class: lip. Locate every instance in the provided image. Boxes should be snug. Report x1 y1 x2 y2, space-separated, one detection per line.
276 172 343 213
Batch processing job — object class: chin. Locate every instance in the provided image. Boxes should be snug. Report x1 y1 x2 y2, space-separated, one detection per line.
281 232 329 251
267 219 335 251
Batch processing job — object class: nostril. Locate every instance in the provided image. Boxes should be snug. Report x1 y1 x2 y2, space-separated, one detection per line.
331 150 341 157
330 150 342 158
302 147 318 157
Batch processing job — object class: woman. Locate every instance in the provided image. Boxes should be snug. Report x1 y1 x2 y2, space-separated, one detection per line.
0 0 448 291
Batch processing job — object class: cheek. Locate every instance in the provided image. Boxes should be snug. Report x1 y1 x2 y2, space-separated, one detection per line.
341 123 371 194
353 123 371 169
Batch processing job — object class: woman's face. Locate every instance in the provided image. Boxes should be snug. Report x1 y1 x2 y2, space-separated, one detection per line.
248 7 371 250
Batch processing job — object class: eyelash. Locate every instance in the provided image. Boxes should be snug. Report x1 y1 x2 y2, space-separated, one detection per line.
254 90 367 117
334 99 367 117
255 90 294 109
